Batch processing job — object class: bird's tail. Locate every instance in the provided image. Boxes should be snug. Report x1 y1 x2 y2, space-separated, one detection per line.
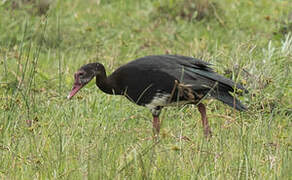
210 89 247 111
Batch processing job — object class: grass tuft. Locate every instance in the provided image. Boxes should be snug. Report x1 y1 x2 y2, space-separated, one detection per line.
0 0 291 179
153 0 222 22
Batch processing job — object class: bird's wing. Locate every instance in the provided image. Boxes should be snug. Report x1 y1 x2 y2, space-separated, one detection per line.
157 55 247 93
122 55 247 93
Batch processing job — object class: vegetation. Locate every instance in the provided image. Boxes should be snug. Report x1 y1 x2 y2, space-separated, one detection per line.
0 0 291 179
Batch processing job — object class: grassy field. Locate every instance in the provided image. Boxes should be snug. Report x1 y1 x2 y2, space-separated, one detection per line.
0 0 291 179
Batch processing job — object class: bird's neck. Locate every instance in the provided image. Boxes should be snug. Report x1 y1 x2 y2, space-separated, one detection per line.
95 70 122 95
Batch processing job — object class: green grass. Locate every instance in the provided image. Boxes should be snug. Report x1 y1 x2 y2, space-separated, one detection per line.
0 0 291 179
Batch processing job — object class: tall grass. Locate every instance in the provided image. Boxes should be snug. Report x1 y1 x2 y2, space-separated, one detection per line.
0 0 291 179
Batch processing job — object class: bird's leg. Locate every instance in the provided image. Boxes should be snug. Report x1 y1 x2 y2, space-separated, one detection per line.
197 103 212 138
152 115 160 136
151 106 162 138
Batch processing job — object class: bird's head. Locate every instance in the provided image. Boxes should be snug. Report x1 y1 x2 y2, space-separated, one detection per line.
67 63 103 99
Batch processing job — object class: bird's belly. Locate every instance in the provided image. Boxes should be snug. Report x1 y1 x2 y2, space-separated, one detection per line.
144 93 196 110
144 93 171 110
166 100 194 107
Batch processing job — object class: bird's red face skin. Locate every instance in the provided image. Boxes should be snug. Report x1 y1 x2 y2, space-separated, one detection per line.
67 64 97 99
67 71 85 99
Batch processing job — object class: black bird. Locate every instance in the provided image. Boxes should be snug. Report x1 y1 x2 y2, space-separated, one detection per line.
68 55 248 137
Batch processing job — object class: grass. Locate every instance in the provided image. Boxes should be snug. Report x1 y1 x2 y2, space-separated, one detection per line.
0 0 291 179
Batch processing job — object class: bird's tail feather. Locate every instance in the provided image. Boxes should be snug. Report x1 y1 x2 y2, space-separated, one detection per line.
210 90 247 111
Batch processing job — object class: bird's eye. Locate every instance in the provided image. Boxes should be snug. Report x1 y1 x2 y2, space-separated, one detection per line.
79 72 85 77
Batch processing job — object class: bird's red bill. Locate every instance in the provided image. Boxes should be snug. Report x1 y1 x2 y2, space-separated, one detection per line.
67 83 83 99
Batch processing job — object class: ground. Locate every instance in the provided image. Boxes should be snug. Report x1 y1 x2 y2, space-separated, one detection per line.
0 0 291 179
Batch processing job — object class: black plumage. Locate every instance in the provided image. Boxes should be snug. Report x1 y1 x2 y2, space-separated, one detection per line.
68 55 248 137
